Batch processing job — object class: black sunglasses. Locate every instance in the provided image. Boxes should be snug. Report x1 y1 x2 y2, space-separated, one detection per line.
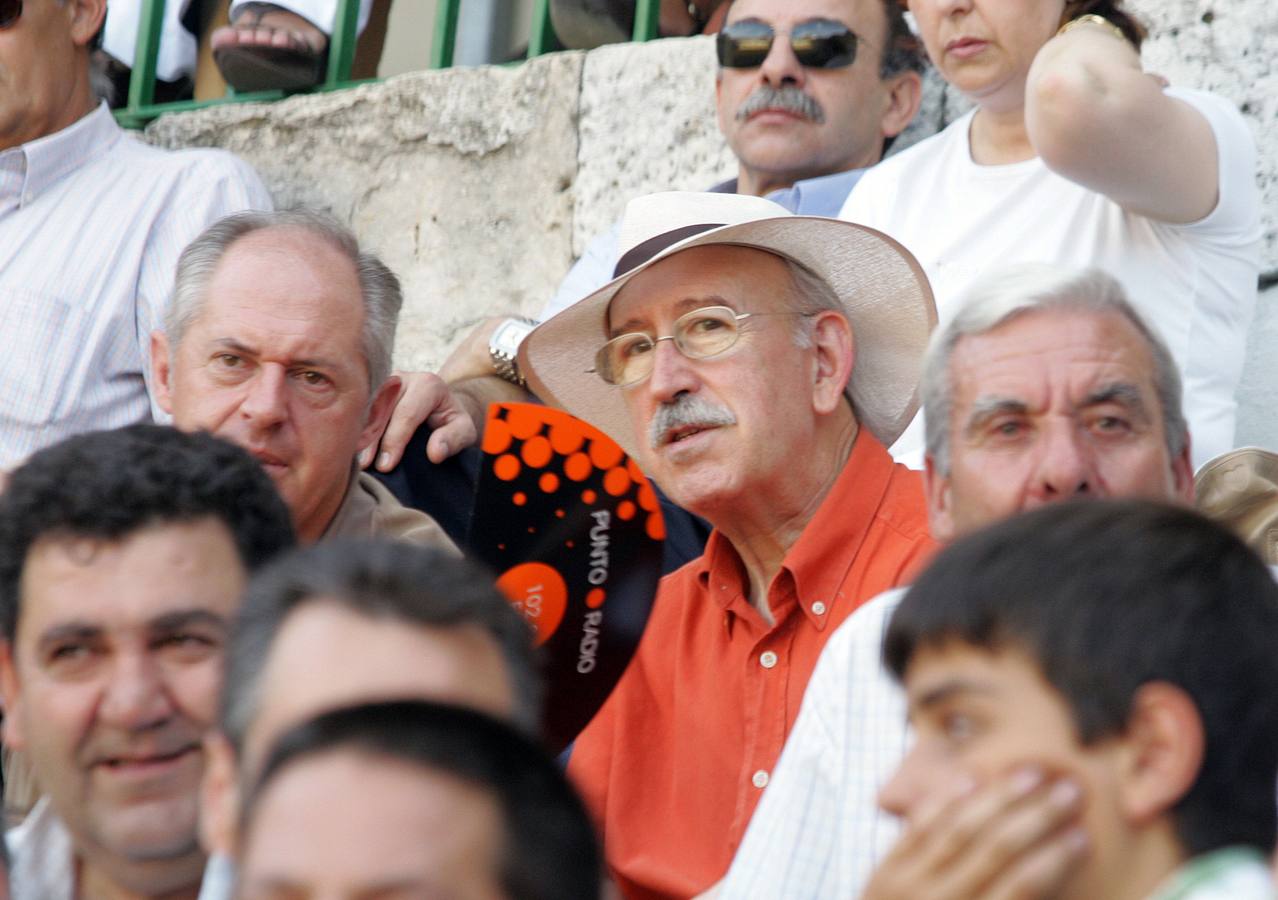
717 18 859 69
0 0 20 28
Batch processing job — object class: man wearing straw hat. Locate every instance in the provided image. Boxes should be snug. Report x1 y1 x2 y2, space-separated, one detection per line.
518 190 937 899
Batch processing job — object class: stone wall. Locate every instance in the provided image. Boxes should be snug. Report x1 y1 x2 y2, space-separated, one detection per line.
146 0 1276 449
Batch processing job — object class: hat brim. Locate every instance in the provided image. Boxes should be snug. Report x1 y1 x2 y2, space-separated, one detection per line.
520 216 937 463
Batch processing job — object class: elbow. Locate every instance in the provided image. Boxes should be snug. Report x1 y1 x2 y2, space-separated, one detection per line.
1026 64 1119 174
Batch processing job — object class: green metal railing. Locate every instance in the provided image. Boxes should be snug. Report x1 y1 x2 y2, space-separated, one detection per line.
115 0 661 127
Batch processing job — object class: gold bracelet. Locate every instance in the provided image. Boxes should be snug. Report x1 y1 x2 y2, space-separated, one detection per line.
1056 13 1127 44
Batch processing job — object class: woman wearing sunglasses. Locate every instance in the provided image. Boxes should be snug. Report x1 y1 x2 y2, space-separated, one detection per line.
840 0 1260 471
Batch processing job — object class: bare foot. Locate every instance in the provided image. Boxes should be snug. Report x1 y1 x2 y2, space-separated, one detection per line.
211 6 327 57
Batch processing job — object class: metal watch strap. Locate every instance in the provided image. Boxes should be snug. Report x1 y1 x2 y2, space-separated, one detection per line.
490 317 537 386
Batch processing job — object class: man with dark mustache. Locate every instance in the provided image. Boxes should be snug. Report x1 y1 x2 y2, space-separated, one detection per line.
438 0 926 422
517 190 938 899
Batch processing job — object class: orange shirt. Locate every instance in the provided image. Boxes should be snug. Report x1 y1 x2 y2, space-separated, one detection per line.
567 432 936 900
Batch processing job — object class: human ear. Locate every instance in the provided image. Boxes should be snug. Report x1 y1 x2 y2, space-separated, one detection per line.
150 330 176 416
923 455 957 543
1115 682 1204 826
810 312 855 415
0 641 26 749
68 0 108 47
1169 436 1194 505
357 375 405 453
881 70 924 140
200 732 241 858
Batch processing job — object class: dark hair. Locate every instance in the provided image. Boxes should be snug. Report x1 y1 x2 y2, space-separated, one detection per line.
246 700 602 900
885 499 1278 857
877 0 925 156
1061 0 1147 49
0 424 295 642
878 0 925 78
220 539 541 752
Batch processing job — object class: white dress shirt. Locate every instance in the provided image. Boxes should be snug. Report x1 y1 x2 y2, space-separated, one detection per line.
0 103 271 469
7 797 232 900
7 798 74 900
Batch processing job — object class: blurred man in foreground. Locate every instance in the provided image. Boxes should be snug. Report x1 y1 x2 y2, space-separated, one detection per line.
197 540 539 895
234 701 601 900
870 500 1278 899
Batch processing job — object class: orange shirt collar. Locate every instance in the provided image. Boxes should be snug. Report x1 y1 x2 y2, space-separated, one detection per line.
694 430 896 630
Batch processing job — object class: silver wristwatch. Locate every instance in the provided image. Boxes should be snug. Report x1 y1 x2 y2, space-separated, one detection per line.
489 317 538 386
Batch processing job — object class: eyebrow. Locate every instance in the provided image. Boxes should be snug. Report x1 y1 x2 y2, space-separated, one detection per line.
246 875 429 895
211 338 343 373
909 678 999 716
962 396 1028 438
963 382 1153 437
1080 382 1150 418
36 609 229 649
36 623 103 653
149 609 231 634
608 295 735 338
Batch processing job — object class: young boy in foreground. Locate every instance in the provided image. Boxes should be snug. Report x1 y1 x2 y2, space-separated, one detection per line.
868 499 1278 900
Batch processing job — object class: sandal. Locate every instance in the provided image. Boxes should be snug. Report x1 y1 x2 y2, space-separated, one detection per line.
212 2 329 93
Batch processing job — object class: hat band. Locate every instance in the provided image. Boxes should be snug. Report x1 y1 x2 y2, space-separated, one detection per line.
613 223 725 278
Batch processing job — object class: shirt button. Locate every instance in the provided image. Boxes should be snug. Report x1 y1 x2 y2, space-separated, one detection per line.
812 601 827 616
752 769 770 789
759 650 778 669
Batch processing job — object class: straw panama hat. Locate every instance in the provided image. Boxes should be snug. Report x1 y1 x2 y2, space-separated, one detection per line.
519 191 937 462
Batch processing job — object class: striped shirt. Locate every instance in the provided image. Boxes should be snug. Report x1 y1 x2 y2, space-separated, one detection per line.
0 103 271 469
718 587 911 898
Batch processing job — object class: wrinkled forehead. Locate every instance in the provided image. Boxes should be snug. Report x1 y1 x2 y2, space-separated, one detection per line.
948 308 1160 410
205 227 364 316
726 0 868 30
605 244 794 334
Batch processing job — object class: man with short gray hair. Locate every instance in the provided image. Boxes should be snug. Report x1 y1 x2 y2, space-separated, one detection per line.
717 262 1196 898
151 210 455 548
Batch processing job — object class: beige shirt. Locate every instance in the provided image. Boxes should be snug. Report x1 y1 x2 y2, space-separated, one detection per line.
323 471 459 555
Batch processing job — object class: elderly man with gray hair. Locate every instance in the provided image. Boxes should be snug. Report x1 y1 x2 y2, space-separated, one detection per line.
151 209 455 550
715 262 1196 899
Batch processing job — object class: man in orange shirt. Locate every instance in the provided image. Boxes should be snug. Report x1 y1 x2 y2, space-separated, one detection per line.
519 190 938 899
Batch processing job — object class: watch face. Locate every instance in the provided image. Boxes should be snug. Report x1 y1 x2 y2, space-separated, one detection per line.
494 319 535 356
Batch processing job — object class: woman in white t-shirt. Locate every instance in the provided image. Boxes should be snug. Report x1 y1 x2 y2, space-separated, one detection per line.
842 0 1260 469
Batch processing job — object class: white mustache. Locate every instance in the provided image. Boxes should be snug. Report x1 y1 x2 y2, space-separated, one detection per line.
648 395 737 449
